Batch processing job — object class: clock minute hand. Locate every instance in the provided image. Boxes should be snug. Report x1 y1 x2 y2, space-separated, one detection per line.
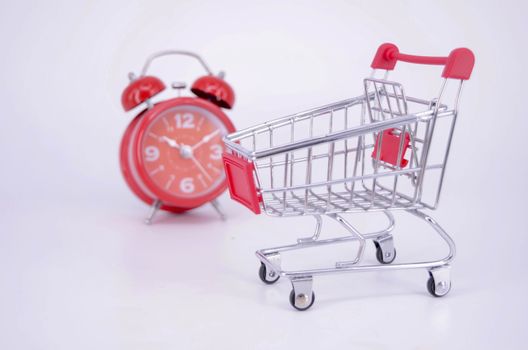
191 129 221 151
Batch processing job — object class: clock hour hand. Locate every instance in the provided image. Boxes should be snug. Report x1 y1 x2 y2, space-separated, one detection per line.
159 135 180 149
191 129 221 151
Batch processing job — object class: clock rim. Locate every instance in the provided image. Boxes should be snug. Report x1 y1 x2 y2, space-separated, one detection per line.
119 112 189 213
132 97 236 208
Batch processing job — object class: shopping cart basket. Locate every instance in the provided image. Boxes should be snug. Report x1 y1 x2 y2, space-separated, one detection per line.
222 43 475 310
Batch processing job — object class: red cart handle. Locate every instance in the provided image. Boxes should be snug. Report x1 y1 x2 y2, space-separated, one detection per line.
371 43 475 80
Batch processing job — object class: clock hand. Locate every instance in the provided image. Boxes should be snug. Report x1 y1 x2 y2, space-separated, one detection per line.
191 129 221 151
190 156 213 182
160 135 181 149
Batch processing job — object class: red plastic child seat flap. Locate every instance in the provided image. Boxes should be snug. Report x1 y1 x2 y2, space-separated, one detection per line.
371 128 410 167
222 152 261 214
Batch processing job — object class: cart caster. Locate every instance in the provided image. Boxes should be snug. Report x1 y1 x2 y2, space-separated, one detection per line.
374 236 396 264
289 277 314 311
289 289 315 311
258 263 280 284
426 267 451 297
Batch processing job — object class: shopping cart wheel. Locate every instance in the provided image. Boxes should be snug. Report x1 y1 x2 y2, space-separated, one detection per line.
289 289 315 311
258 263 280 284
426 269 451 297
373 240 396 264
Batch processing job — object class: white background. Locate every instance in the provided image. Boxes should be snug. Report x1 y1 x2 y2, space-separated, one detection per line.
1 0 527 349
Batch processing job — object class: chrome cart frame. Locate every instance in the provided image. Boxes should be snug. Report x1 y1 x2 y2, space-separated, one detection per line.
222 43 474 310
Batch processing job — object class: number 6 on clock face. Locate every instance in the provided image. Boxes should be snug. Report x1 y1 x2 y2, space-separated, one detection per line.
180 177 194 193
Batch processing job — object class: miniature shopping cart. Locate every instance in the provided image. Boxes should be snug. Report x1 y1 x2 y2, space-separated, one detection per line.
222 43 475 310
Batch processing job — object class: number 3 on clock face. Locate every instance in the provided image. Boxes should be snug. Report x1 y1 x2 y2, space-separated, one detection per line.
209 144 222 160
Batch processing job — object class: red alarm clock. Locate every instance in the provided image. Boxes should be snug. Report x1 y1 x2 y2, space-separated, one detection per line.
119 51 236 224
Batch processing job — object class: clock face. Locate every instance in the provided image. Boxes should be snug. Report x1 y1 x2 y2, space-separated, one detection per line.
139 104 229 200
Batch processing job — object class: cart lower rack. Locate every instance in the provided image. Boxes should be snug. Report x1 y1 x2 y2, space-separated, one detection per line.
223 43 474 310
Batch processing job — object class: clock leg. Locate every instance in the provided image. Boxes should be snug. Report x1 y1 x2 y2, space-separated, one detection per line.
145 199 162 225
210 199 226 221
